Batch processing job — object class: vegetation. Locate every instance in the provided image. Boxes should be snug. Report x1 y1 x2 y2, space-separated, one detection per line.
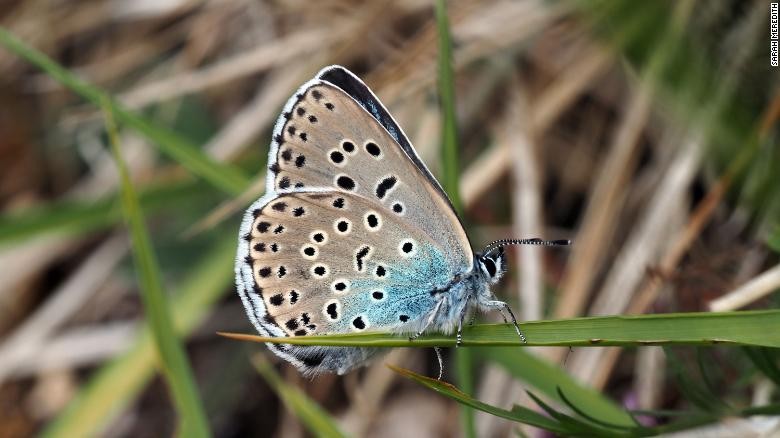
0 1 777 436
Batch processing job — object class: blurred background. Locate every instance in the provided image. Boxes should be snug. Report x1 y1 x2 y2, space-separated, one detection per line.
1 0 779 437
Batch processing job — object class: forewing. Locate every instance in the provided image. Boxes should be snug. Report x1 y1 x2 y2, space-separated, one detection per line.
266 68 472 273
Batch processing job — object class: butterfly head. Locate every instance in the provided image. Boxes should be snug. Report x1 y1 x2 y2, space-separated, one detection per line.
476 247 507 285
476 238 571 286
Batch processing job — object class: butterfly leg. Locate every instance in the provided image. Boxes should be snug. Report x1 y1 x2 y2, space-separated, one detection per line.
409 299 444 341
434 346 444 380
485 300 527 343
456 295 472 348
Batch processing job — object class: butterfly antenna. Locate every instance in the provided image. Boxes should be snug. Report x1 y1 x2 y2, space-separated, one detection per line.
482 238 571 256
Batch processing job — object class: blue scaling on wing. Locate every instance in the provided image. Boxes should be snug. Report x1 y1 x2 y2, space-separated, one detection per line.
336 243 452 331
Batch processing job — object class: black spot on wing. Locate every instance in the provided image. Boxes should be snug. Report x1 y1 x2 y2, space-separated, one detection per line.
365 142 380 157
355 246 370 271
375 176 397 199
326 303 338 319
337 176 355 190
257 221 271 233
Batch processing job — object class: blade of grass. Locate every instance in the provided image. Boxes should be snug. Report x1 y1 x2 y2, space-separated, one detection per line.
523 391 620 437
253 357 349 438
391 363 780 436
742 347 780 387
105 103 210 437
389 365 569 435
42 234 235 438
218 310 780 348
0 179 215 246
768 226 780 254
435 0 461 212
0 27 249 195
664 348 726 414
434 1 471 435
480 347 636 427
555 388 643 432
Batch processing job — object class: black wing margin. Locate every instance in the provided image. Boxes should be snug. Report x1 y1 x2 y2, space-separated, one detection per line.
317 66 452 203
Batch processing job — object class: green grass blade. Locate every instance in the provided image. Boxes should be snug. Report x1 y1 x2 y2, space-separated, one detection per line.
434 1 471 434
0 180 214 246
42 234 236 437
391 364 780 436
454 347 476 438
523 391 620 437
480 347 636 427
664 348 726 414
219 310 780 348
554 388 643 432
435 0 461 212
389 365 569 435
0 27 249 196
742 347 780 387
105 105 210 437
253 358 349 438
768 226 780 254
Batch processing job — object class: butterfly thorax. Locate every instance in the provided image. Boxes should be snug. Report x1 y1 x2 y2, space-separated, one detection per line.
423 250 508 335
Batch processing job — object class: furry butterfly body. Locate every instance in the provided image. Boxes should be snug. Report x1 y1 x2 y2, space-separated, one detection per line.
235 66 533 375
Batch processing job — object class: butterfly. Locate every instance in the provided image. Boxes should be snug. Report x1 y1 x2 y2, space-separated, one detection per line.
235 65 569 377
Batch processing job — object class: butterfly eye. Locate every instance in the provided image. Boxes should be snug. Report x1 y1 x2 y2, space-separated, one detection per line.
483 257 497 278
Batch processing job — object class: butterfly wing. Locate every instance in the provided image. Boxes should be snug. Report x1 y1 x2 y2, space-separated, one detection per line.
237 190 454 374
266 66 472 272
235 66 473 374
